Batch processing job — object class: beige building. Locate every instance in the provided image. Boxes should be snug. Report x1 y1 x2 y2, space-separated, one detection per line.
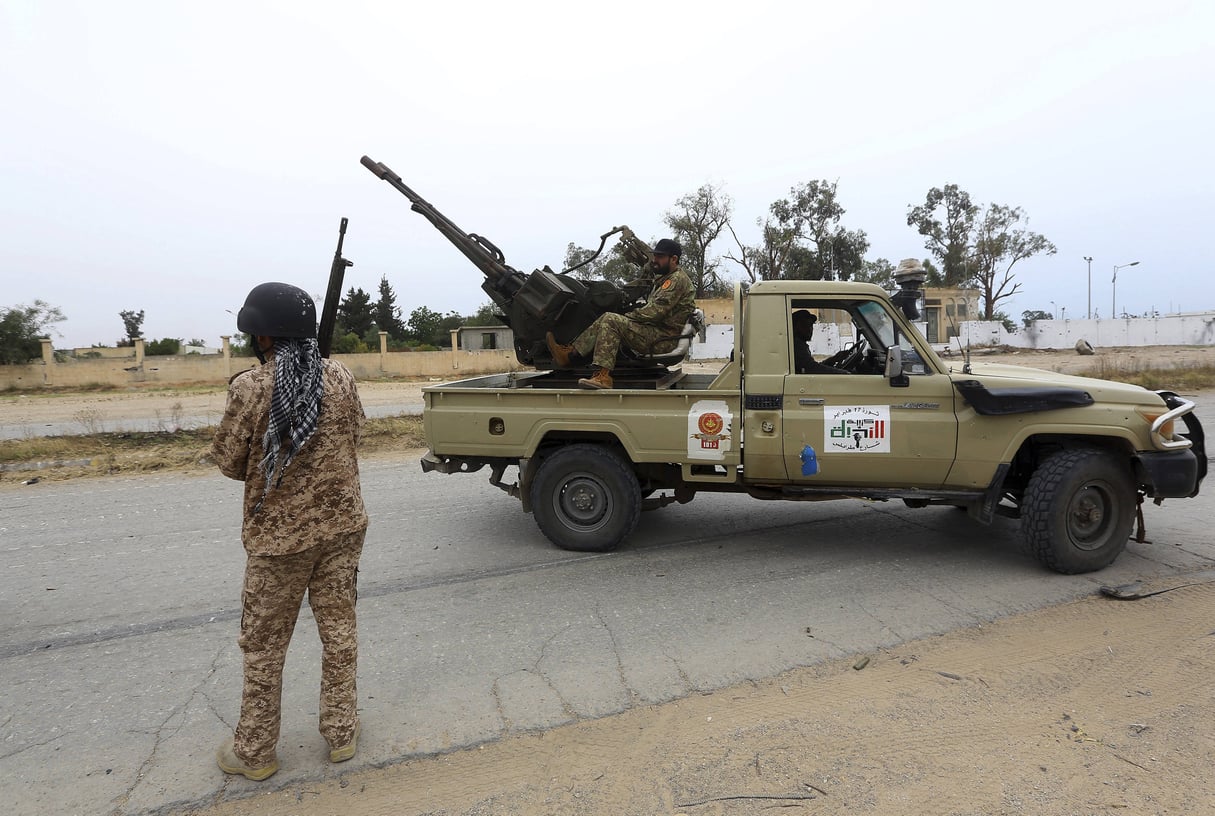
921 287 981 344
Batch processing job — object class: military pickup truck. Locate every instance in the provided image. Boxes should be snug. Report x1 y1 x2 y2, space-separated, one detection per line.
419 279 1205 574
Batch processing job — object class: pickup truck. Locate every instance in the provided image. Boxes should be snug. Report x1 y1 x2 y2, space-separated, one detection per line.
420 281 1205 574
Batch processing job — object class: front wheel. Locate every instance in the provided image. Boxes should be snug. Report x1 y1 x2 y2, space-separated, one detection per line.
530 444 641 552
1021 449 1135 574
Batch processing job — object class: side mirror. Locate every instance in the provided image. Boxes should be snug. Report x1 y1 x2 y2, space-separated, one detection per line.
884 345 903 378
885 345 909 387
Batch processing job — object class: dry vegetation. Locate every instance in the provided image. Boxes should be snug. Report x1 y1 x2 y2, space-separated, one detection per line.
0 415 425 482
1073 360 1215 391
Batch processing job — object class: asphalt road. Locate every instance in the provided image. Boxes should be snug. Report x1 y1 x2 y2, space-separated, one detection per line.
2 456 1213 815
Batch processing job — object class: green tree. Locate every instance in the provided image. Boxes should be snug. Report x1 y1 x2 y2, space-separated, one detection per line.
971 204 1057 319
906 184 980 287
406 305 444 346
436 311 465 347
336 287 374 339
563 242 637 285
145 338 182 355
119 309 145 346
663 183 733 298
330 332 370 354
0 300 65 364
467 301 506 326
726 180 867 283
374 276 406 339
852 257 897 289
229 334 254 356
1021 309 1053 327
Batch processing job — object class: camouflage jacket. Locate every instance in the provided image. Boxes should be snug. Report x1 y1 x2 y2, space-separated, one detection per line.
212 358 368 556
626 265 696 336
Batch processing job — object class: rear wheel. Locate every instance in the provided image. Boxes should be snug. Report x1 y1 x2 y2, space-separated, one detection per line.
1021 449 1135 574
530 444 641 552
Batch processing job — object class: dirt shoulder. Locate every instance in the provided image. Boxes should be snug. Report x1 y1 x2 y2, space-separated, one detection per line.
194 576 1215 816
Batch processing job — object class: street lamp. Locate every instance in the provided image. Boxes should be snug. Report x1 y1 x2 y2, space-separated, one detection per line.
1084 256 1093 318
1112 261 1140 318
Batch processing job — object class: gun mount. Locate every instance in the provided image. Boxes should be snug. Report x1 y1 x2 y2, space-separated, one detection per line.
360 155 659 371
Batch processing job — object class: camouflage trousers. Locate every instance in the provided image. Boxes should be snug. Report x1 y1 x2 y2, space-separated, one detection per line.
233 528 366 767
572 313 678 370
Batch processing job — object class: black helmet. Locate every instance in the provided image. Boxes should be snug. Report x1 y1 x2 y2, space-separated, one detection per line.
652 238 681 258
237 282 317 339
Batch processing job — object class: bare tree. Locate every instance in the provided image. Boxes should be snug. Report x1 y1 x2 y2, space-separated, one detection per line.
663 183 733 298
971 205 1057 319
725 180 867 282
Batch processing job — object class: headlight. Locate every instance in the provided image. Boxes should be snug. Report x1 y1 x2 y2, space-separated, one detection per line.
1136 407 1175 439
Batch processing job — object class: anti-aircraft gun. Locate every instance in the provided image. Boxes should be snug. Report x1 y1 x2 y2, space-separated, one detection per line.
361 155 663 371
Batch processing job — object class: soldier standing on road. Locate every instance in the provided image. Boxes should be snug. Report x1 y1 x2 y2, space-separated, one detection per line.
211 282 368 781
546 238 696 389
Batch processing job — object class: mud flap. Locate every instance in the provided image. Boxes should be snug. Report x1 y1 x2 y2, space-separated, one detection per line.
1134 493 1149 543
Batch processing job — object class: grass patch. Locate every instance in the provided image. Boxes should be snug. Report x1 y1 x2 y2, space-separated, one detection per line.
1074 361 1215 391
0 415 425 482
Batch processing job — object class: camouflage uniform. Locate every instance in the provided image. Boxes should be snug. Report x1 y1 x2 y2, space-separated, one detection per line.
212 357 368 768
572 265 696 369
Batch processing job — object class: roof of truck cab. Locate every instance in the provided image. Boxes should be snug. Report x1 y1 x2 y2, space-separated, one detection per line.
745 280 891 297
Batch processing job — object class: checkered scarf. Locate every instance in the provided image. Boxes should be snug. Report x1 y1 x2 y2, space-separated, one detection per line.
254 337 324 514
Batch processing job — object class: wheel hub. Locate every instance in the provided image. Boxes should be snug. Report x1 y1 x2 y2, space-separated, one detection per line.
558 475 611 529
1068 485 1111 548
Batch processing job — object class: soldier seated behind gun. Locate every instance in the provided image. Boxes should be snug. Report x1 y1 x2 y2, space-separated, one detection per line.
792 310 843 374
546 238 696 389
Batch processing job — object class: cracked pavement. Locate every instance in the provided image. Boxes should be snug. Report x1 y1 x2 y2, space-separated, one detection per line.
2 442 1214 815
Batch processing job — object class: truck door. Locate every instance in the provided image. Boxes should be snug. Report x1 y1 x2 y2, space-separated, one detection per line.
781 298 959 488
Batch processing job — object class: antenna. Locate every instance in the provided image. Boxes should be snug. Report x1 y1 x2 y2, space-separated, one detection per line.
943 301 972 374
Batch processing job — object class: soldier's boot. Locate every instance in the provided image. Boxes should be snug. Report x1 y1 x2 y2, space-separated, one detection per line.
577 368 614 390
329 721 361 763
217 741 279 781
545 332 575 368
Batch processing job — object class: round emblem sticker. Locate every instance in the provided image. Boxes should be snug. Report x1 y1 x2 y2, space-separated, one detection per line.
698 412 723 435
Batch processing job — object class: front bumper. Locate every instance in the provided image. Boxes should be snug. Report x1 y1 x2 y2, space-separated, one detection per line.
1138 391 1206 498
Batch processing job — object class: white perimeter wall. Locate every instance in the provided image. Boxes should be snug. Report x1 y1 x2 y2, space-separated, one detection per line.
691 312 1215 360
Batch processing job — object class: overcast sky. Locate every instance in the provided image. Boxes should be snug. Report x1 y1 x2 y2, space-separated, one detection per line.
2 0 1212 348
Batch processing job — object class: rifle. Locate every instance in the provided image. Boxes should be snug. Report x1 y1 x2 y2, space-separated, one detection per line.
317 217 353 358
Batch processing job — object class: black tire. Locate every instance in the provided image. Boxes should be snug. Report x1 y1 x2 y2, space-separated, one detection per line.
1021 449 1135 574
530 444 641 553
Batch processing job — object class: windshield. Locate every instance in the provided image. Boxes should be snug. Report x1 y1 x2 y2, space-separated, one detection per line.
857 301 895 348
856 300 931 375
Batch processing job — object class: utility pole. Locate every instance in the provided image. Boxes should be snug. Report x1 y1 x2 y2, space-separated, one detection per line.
1084 256 1093 319
1112 261 1140 319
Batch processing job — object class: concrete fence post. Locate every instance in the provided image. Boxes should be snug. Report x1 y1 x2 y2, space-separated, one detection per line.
221 336 231 380
40 338 54 386
378 331 388 372
134 338 145 367
450 329 460 369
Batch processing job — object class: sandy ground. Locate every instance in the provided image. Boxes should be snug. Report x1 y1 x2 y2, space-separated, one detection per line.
194 576 1215 816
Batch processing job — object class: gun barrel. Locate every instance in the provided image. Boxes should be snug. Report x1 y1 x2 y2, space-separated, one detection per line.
360 155 517 287
317 217 353 358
